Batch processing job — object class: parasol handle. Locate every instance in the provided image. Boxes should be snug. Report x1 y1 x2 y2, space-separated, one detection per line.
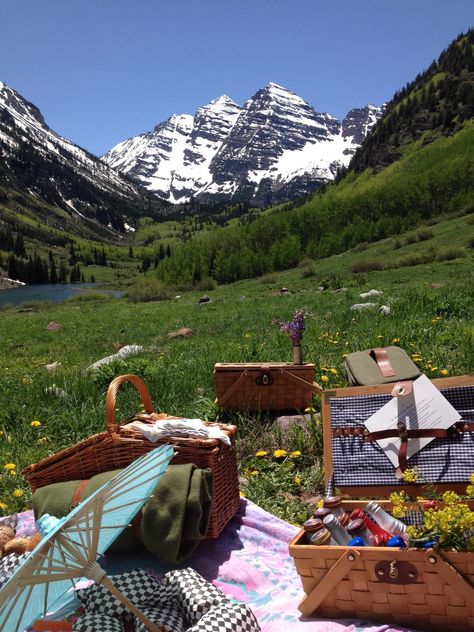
105 374 155 433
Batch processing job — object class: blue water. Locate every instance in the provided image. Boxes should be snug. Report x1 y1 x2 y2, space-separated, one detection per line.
0 283 123 306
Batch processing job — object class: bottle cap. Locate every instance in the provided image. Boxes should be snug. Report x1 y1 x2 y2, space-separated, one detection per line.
387 535 406 548
310 528 331 545
303 518 323 533
348 536 366 546
349 508 364 520
347 518 365 535
313 507 331 520
323 495 342 508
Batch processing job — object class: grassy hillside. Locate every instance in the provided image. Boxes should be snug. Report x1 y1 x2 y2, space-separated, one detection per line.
1 218 472 521
155 121 474 286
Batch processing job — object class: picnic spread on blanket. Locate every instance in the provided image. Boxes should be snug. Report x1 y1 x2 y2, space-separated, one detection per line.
1 339 473 631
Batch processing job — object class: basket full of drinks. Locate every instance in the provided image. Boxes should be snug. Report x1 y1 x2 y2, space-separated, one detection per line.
289 376 474 632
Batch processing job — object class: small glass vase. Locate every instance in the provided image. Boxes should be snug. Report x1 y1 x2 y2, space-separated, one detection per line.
292 344 303 365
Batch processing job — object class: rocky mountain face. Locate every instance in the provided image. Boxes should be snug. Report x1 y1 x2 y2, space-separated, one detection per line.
0 81 166 235
103 83 383 206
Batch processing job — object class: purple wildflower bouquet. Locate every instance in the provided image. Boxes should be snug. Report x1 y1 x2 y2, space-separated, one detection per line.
273 309 305 346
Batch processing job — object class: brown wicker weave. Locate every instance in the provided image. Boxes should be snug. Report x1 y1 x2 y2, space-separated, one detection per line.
289 508 474 631
23 374 240 539
213 362 321 411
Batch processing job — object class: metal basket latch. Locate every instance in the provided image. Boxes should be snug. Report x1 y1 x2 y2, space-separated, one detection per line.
375 560 418 584
256 370 274 387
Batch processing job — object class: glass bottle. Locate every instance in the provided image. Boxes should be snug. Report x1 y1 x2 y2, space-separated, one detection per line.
350 508 391 546
364 501 407 537
323 513 352 545
346 518 374 546
303 518 338 545
323 496 349 527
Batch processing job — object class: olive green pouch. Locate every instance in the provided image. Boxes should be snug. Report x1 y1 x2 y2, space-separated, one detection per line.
343 346 420 386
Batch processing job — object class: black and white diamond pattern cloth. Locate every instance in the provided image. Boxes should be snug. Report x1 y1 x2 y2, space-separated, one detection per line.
0 553 28 588
162 567 228 625
72 612 124 632
189 602 261 632
134 604 186 632
0 514 18 530
75 569 160 620
330 384 474 487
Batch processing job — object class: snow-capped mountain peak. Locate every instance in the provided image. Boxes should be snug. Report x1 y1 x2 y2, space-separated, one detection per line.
102 83 383 206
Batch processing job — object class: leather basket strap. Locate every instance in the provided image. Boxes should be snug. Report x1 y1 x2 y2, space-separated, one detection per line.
217 369 248 406
369 347 396 377
280 369 323 394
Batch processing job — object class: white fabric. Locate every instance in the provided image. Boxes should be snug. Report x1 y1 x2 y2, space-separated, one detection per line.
129 418 231 446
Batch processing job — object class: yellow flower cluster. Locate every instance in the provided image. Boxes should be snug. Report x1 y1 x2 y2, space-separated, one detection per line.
389 491 406 519
401 467 419 483
255 450 267 458
30 420 41 428
273 449 287 459
466 473 474 498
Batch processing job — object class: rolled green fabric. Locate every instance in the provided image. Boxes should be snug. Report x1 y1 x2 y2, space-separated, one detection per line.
32 464 212 562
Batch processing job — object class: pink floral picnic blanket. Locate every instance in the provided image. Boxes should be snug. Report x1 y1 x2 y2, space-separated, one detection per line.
16 500 418 632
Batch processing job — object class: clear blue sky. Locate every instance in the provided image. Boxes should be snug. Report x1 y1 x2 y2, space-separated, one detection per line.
1 0 472 156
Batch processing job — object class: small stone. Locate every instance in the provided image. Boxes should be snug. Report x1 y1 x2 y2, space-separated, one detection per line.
198 295 211 304
379 305 392 316
430 283 443 289
240 295 246 301
276 413 317 433
350 303 376 311
45 361 61 373
174 295 181 299
280 287 290 293
46 322 62 331
333 287 348 293
167 327 194 339
360 289 383 298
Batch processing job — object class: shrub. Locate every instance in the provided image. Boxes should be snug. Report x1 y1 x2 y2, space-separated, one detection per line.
126 278 172 303
194 276 216 291
437 247 464 261
350 260 384 273
260 273 277 285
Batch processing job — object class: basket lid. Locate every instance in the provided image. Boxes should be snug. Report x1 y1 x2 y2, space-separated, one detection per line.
321 375 474 499
214 362 315 371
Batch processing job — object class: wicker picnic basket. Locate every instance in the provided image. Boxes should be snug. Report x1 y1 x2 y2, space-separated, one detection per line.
23 374 240 539
213 362 321 411
289 375 474 631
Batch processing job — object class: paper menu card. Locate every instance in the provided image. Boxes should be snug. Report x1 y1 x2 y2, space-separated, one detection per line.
364 374 461 468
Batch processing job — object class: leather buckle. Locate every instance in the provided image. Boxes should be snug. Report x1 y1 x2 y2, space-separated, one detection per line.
256 370 274 387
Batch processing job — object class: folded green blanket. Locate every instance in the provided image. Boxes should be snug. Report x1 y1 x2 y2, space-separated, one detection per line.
33 463 212 563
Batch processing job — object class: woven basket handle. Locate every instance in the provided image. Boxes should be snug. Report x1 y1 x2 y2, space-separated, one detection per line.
106 374 155 433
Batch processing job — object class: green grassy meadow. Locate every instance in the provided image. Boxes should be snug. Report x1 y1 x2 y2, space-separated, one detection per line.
0 220 473 523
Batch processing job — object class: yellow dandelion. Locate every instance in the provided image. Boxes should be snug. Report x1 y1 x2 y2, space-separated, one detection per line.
440 369 449 376
392 338 400 343
255 450 267 458
321 375 329 383
329 368 338 375
401 467 419 483
250 470 258 477
304 406 315 413
13 489 23 498
290 450 301 458
273 449 287 459
321 366 329 372
293 476 302 486
0 502 7 511
30 420 41 428
244 333 252 338
4 463 15 471
430 366 438 372
239 491 246 498
376 335 383 339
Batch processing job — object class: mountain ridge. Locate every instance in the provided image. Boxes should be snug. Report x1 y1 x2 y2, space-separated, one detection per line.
103 83 383 206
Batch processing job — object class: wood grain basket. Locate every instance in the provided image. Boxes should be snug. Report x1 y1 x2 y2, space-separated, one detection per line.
289 501 474 632
213 362 322 411
23 374 240 539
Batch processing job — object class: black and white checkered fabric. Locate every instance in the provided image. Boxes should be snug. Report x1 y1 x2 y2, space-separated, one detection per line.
330 385 474 488
162 567 228 626
0 553 28 588
0 514 18 530
189 602 261 632
72 612 124 632
75 569 160 620
134 604 186 632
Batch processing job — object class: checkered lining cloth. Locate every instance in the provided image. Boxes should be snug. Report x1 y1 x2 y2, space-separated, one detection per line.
330 384 474 487
72 612 124 632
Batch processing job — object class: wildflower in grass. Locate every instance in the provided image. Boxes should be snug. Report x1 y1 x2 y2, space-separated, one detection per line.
250 470 258 477
392 338 400 343
4 463 15 471
0 502 7 511
389 491 406 518
272 309 305 346
377 335 383 339
329 368 337 375
321 375 329 383
255 450 267 458
401 467 419 483
430 367 438 372
305 406 315 413
37 437 48 444
293 476 302 486
239 491 246 498
321 366 329 372
440 369 449 376
13 489 23 498
244 333 252 338
30 420 41 428
273 449 287 459
290 450 301 458
0 431 3 437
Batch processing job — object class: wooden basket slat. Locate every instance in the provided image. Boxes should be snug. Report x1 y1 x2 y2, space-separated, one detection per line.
23 374 240 539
